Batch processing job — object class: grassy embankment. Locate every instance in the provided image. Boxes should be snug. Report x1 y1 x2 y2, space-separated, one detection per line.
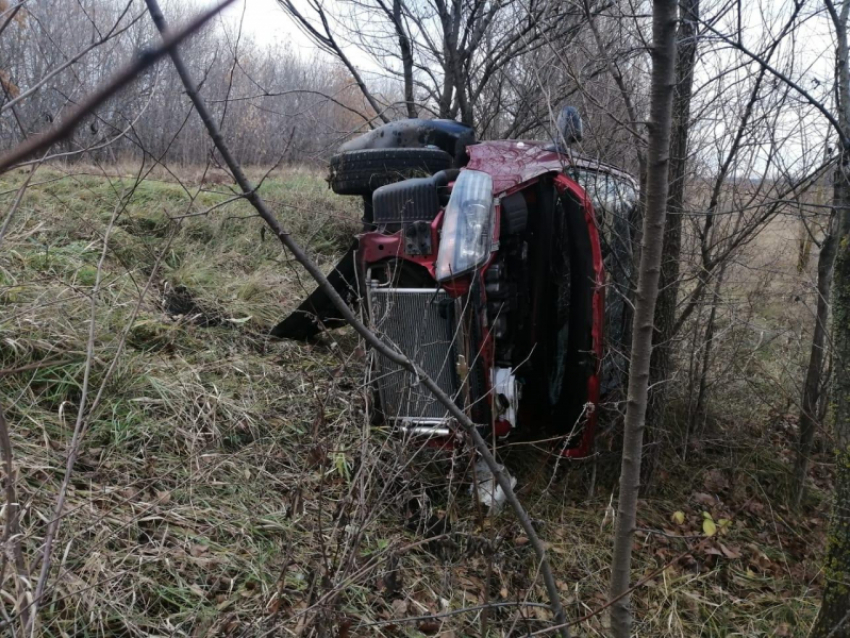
0 164 829 636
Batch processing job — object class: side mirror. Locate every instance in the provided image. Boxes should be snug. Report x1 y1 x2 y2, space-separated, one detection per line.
557 106 583 145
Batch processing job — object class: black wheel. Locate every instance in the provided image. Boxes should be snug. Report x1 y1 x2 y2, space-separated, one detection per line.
329 148 452 195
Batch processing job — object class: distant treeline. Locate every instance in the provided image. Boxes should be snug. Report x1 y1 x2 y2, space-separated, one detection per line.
0 0 398 166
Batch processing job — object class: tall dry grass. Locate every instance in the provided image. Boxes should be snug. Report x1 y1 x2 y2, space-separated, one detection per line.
0 163 828 636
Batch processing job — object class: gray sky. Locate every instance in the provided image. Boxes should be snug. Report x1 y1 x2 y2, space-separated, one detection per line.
201 0 377 67
215 0 300 47
200 0 837 177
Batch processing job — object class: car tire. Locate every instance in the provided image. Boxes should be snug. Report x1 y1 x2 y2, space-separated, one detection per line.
329 148 452 195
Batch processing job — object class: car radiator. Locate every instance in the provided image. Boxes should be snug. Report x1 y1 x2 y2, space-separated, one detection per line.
367 285 462 432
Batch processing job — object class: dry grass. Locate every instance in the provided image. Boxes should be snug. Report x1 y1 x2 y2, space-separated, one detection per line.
0 162 829 637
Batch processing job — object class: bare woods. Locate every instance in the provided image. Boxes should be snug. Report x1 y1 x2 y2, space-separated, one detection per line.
1 0 850 636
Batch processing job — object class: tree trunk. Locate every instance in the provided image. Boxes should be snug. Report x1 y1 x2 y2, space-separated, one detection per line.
687 259 727 446
791 211 836 509
607 0 678 636
810 161 850 638
392 0 416 118
437 0 460 120
811 0 850 633
645 0 699 477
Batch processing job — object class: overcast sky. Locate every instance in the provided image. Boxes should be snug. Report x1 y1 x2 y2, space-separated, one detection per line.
196 0 836 177
214 0 300 46
199 0 379 68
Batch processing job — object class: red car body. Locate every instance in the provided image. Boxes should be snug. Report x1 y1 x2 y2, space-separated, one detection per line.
274 118 637 459
358 141 605 457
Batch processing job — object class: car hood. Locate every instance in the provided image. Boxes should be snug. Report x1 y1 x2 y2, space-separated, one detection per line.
467 140 636 195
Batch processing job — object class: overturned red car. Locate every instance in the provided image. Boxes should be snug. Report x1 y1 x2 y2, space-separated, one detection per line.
274 110 637 458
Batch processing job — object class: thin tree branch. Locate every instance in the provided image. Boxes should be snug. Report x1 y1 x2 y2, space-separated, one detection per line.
0 1 23 39
0 405 30 632
0 0 238 174
0 1 140 114
143 0 570 635
276 0 390 126
695 5 848 147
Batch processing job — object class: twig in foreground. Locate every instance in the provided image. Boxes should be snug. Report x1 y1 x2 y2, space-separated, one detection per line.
0 405 30 631
143 0 571 635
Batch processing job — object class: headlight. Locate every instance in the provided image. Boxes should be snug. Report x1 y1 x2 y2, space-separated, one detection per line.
435 170 495 281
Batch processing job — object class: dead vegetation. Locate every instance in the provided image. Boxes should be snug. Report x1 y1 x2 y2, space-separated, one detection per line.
0 163 831 637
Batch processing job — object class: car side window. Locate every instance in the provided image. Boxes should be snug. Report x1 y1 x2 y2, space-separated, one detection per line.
568 169 637 397
569 168 637 223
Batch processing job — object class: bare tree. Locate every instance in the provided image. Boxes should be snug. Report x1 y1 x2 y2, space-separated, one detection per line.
646 0 698 460
792 202 836 509
277 0 608 135
0 0 380 166
607 1 678 636
810 0 850 630
694 0 850 631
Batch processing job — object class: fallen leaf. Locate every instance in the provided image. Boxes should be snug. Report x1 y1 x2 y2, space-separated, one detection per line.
720 543 742 559
534 606 553 621
703 518 717 537
744 500 765 516
189 543 209 557
671 511 686 525
693 492 715 507
703 469 729 492
266 595 281 615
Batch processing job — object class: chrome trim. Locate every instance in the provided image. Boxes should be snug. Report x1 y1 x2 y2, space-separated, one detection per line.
400 425 453 437
368 287 445 293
